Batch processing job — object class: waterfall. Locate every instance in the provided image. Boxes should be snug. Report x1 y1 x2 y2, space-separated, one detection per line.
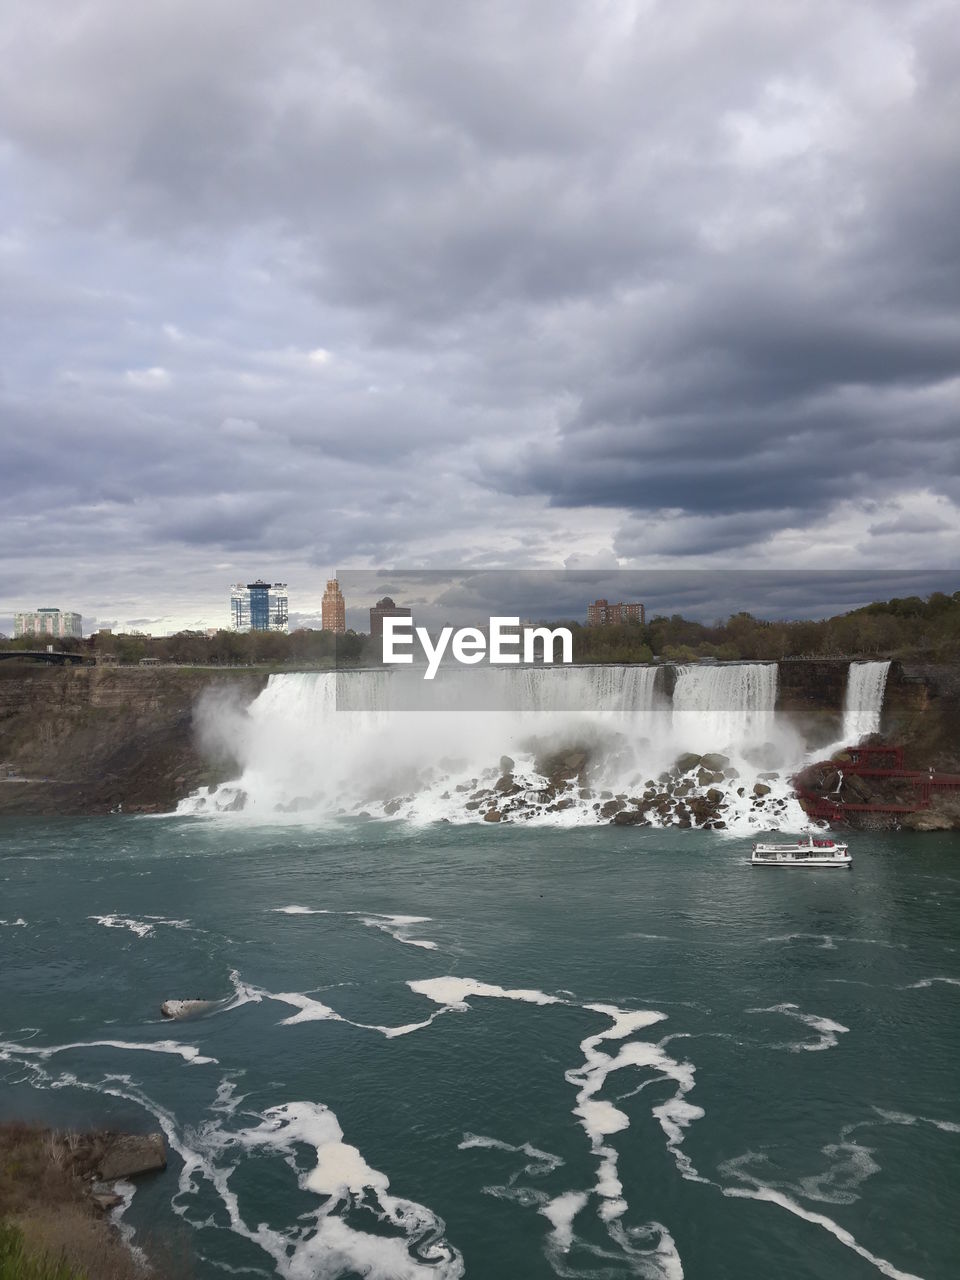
179 662 807 832
671 663 778 753
841 661 891 744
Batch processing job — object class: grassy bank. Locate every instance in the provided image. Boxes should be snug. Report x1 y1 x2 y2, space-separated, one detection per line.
0 1124 182 1280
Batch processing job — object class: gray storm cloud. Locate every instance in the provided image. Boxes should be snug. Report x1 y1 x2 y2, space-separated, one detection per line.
1 0 958 631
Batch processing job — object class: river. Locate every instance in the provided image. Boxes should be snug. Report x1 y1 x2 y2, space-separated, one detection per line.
1 817 957 1279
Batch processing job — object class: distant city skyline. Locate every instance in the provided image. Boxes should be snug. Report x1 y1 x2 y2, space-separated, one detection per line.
3 569 959 640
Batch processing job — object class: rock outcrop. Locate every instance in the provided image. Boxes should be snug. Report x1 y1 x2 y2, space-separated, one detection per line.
0 665 266 815
96 1132 167 1181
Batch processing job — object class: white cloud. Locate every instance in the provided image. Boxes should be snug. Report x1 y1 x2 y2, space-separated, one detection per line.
124 366 170 388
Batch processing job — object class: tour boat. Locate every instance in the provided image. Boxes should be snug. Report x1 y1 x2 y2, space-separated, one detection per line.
751 835 851 868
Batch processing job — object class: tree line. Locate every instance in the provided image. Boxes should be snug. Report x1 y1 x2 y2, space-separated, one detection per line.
2 589 958 665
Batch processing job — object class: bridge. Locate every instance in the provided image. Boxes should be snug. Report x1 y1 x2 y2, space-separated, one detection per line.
0 650 87 666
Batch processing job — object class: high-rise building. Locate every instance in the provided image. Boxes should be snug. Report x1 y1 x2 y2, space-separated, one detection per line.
14 608 83 640
587 599 645 626
369 596 412 636
322 579 346 634
231 581 289 632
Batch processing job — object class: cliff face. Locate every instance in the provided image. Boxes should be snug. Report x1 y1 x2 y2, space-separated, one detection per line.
0 666 266 815
789 662 960 830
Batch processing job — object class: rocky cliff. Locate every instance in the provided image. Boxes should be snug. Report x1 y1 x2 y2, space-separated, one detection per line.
790 661 960 830
0 666 266 815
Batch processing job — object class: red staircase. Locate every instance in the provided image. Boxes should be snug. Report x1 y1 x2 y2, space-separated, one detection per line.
793 745 960 824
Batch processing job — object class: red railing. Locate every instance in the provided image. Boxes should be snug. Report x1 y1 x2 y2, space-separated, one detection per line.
793 746 960 824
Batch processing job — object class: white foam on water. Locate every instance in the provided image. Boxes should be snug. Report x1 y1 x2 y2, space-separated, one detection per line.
2 1041 463 1280
361 915 438 950
722 1185 923 1280
415 980 694 1274
746 1003 850 1052
218 971 449 1040
270 992 345 1026
567 1001 709 1221
0 918 27 927
0 1035 216 1065
456 1135 564 1215
409 976 563 1009
204 1100 464 1278
651 1097 708 1185
457 1133 564 1177
222 969 266 1012
540 1190 589 1249
902 976 960 989
766 933 905 951
844 1108 960 1137
721 1143 881 1207
88 914 191 938
273 906 439 949
89 914 155 937
231 1102 390 1194
109 1180 149 1264
7 962 920 1280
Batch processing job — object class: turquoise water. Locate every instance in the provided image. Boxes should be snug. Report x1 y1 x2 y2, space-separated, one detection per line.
1 818 958 1280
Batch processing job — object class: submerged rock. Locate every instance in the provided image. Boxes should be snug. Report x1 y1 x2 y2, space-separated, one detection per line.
160 998 216 1019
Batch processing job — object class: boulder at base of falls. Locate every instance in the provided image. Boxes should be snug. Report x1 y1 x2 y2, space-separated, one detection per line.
674 753 702 774
697 768 724 786
700 753 730 772
499 756 515 774
753 782 772 797
600 798 624 818
483 809 502 822
495 774 522 794
688 794 723 826
706 788 725 805
533 744 591 784
612 809 647 825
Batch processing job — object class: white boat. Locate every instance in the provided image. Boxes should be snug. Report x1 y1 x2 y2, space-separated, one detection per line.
751 835 851 868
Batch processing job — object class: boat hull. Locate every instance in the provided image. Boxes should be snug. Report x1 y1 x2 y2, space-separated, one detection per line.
751 856 851 868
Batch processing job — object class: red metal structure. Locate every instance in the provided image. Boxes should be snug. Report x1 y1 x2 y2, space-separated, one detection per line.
793 745 960 823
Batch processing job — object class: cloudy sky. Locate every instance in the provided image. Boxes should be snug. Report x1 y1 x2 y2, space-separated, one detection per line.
2 0 958 634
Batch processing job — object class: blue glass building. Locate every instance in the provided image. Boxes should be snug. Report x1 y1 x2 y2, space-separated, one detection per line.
230 581 289 632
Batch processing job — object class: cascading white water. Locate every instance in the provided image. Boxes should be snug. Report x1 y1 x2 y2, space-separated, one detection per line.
841 661 891 744
179 663 810 832
671 663 778 755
